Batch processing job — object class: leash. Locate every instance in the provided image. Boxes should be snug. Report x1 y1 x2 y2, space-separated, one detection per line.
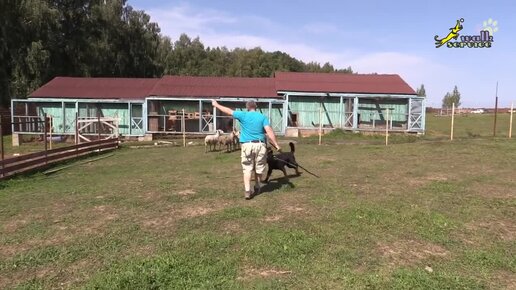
272 156 320 178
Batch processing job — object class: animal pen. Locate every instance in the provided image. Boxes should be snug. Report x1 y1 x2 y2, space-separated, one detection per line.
145 98 285 134
10 99 136 144
10 72 425 144
282 93 425 136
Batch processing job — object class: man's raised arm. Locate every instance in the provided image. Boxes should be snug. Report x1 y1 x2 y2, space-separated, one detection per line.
212 100 234 116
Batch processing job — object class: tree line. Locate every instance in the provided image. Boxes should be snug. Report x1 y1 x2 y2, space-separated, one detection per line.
0 0 353 107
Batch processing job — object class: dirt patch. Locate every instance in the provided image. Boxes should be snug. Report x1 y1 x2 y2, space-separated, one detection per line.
222 221 243 234
1 205 119 260
2 218 31 233
491 270 516 290
141 200 229 230
425 174 449 182
180 206 214 218
470 184 516 199
176 189 196 196
0 266 59 290
284 206 304 212
377 239 449 266
263 215 282 222
465 219 515 242
238 267 292 280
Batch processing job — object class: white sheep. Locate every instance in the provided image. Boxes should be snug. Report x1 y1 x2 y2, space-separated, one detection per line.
205 129 223 153
229 129 240 151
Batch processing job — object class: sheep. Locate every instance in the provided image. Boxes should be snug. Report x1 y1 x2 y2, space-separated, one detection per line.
204 129 223 153
218 134 233 152
230 129 240 151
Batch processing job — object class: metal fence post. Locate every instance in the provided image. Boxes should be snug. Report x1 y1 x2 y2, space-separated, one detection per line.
75 112 79 145
44 113 48 163
98 110 101 141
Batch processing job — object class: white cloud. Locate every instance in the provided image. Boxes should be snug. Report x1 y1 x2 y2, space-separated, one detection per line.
145 3 464 107
147 4 236 37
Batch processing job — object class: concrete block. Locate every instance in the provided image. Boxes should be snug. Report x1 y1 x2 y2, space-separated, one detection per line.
12 133 20 147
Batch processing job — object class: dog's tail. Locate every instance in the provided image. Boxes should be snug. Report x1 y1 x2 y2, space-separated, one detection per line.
289 142 295 153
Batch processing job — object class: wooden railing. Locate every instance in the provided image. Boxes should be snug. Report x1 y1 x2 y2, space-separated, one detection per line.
0 138 119 180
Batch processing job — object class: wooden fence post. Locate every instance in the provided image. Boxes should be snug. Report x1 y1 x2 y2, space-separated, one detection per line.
75 112 79 145
385 108 390 146
450 103 455 141
98 110 101 141
44 113 48 163
49 115 53 150
509 102 514 139
318 104 323 146
182 109 186 147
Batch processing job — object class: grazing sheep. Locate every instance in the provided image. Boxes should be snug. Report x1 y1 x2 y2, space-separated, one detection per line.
205 129 223 153
218 134 233 152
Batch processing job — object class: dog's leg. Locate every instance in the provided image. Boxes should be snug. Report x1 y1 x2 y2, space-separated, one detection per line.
264 167 273 183
281 166 287 177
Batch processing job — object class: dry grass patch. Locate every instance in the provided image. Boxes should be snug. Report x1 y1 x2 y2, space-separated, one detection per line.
140 200 230 230
465 218 516 242
377 239 449 267
238 266 292 280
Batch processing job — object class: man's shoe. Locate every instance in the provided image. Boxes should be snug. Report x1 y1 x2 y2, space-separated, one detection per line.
245 191 252 200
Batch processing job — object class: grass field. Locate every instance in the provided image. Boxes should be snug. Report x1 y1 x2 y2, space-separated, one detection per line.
0 114 515 289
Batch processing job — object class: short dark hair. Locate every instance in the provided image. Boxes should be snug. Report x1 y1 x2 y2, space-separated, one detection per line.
246 100 257 110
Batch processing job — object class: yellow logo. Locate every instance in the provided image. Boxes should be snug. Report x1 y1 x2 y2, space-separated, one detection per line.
434 18 464 48
434 18 495 48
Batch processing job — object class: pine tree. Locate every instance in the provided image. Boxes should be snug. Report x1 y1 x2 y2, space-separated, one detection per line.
416 84 426 97
442 86 461 108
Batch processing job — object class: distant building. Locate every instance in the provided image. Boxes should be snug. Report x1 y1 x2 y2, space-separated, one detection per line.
11 72 425 140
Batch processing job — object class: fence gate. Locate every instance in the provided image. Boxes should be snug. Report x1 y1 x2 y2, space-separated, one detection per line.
77 117 119 143
408 98 424 131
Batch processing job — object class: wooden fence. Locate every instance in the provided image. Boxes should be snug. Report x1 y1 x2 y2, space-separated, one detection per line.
0 138 119 179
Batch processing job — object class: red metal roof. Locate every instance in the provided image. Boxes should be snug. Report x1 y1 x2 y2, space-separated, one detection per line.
30 77 160 99
28 73 416 100
275 72 416 95
149 76 277 98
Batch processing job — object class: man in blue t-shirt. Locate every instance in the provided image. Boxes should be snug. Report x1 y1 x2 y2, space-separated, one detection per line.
212 100 281 200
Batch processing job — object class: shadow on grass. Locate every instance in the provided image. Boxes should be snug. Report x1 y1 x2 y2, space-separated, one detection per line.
253 174 301 198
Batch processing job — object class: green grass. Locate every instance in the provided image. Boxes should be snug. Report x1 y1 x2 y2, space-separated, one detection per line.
0 114 515 289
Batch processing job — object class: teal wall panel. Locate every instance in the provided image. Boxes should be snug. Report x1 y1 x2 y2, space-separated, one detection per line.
288 96 341 127
357 99 408 123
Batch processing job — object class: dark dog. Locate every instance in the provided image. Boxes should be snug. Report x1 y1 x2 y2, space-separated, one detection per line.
264 142 300 183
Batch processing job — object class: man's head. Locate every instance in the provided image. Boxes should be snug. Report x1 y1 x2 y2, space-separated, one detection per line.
246 100 257 111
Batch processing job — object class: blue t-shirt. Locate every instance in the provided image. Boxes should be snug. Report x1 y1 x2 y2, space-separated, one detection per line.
232 111 270 143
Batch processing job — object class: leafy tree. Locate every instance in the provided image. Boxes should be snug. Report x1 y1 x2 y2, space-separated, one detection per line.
442 85 461 108
416 84 426 97
0 1 353 107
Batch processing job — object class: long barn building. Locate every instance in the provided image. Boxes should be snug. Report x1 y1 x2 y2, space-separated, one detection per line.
11 72 425 141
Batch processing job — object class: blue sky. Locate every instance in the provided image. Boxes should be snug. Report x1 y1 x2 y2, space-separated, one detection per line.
129 0 515 108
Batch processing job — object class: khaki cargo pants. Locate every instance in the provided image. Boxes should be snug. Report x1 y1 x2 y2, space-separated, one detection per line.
240 142 267 175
